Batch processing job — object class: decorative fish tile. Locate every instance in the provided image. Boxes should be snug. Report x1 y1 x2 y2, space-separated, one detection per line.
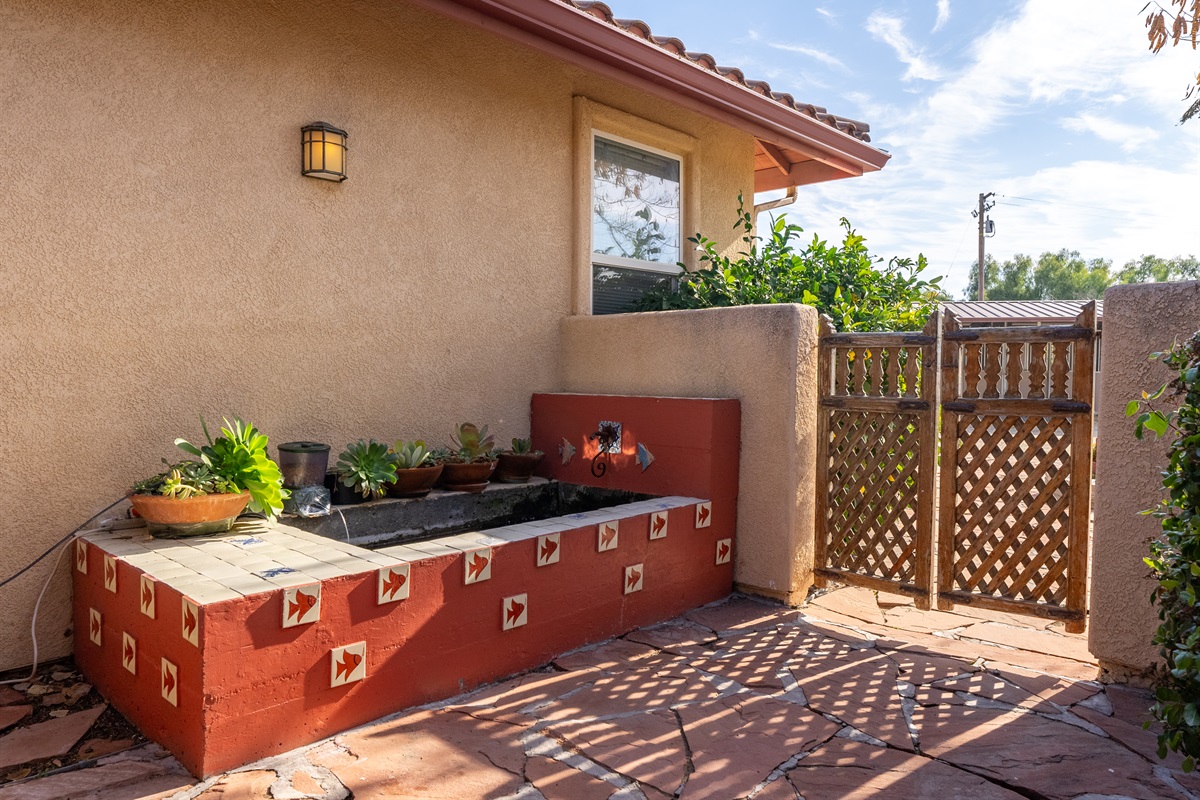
597 521 619 552
377 562 410 604
695 501 712 529
122 633 137 675
635 442 655 471
161 659 178 707
181 597 199 647
716 539 732 565
103 555 117 594
560 438 576 466
139 575 156 619
75 541 87 574
649 511 668 540
624 564 644 594
502 594 528 631
463 548 492 585
330 642 367 688
88 608 102 647
536 533 560 567
282 584 321 628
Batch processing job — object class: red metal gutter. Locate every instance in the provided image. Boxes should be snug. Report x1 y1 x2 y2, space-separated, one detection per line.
402 0 890 177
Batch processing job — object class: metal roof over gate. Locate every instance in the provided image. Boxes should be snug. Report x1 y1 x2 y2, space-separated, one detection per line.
942 300 1105 326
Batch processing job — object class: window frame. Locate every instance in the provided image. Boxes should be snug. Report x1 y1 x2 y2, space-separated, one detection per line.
589 130 686 277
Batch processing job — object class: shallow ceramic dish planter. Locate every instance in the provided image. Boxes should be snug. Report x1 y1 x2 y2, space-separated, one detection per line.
387 440 443 498
129 490 251 537
493 436 544 483
437 422 497 494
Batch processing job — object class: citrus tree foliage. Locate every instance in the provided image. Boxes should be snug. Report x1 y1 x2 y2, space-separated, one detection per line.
1144 1 1200 123
632 200 944 332
1128 331 1200 770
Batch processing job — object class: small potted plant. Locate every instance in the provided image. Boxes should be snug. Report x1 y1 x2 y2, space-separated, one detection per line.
130 418 288 538
437 423 497 493
333 439 397 504
493 436 544 483
387 440 443 498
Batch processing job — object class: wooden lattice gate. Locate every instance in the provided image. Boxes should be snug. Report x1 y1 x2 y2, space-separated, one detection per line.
936 304 1096 632
814 314 939 610
814 304 1096 630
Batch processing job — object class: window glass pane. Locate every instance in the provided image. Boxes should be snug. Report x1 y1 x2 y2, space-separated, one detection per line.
592 265 673 315
592 137 680 265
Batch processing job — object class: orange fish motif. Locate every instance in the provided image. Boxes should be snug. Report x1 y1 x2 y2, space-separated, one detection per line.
506 599 526 625
627 568 642 589
105 561 115 586
162 665 176 694
90 615 101 639
335 652 362 681
288 590 317 621
123 641 135 666
467 552 489 580
718 542 730 560
698 506 711 525
651 516 666 536
539 539 558 562
183 605 197 637
382 569 407 599
600 526 617 546
141 582 154 611
76 544 86 571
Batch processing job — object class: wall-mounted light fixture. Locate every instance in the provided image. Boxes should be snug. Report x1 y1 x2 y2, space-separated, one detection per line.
301 122 348 182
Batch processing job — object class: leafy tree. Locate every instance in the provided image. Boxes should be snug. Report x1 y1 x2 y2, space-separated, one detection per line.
962 249 1114 301
632 199 945 332
1118 254 1200 283
1144 1 1200 123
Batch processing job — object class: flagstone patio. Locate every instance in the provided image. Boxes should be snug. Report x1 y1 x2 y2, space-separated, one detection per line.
0 587 1188 800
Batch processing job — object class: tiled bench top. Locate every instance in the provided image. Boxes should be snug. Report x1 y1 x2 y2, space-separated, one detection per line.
79 495 705 605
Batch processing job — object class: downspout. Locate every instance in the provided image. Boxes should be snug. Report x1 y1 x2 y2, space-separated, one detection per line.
753 186 797 215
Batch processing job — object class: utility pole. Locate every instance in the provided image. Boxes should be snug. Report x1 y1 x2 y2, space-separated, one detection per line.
974 192 996 301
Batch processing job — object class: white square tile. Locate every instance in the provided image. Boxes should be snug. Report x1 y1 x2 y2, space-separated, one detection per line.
377 563 410 604
624 564 644 594
161 659 178 707
75 540 87 574
716 538 732 565
502 594 528 631
463 547 493 585
122 633 137 675
695 502 712 529
536 533 560 567
181 597 200 647
88 608 101 647
103 555 118 593
139 575 156 619
330 642 367 687
597 521 619 552
282 584 321 628
650 511 669 540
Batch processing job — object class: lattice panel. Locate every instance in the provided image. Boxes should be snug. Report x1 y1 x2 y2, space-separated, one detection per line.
823 410 924 583
947 415 1073 604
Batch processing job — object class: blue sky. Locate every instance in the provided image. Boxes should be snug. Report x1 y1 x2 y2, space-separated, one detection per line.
605 0 1200 296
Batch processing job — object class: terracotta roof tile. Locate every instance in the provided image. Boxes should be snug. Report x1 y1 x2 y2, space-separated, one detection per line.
561 0 872 142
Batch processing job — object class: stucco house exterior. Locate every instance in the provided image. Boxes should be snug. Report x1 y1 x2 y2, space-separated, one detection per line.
0 0 887 673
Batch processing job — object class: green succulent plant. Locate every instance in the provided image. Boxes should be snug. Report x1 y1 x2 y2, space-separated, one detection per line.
508 437 543 456
450 423 497 463
132 459 239 499
335 439 398 499
426 447 454 464
173 417 289 519
392 440 433 470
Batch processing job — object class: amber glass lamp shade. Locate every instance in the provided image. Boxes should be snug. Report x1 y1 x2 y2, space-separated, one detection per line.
301 122 348 182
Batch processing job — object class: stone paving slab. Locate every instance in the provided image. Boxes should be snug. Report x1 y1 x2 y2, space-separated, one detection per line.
1 587 1192 800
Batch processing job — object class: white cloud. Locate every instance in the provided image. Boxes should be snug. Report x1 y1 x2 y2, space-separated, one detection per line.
933 0 951 32
1061 113 1160 152
767 41 847 70
866 12 945 81
815 7 836 22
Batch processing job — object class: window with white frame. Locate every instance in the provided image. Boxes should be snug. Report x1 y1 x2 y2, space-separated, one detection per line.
591 134 682 315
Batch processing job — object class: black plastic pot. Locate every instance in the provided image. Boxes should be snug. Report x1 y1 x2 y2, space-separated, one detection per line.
331 479 369 506
278 441 331 488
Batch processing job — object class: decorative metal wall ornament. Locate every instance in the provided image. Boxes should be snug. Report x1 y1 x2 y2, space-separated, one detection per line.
636 442 655 471
559 438 576 466
588 422 621 477
301 122 348 181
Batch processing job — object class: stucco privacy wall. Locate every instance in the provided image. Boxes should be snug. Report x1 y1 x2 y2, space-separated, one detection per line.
0 0 755 670
1090 280 1200 677
559 305 821 602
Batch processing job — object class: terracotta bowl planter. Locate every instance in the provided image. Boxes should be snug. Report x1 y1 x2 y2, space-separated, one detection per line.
129 491 251 538
437 460 496 493
493 452 544 483
387 464 444 498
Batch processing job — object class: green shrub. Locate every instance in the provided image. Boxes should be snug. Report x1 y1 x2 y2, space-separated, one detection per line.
174 417 288 518
1128 331 1200 771
631 197 944 331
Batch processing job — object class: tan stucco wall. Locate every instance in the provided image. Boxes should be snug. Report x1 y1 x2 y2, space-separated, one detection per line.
0 0 755 670
559 305 821 603
1090 281 1200 678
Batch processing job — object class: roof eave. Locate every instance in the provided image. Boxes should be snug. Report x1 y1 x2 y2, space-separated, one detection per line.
403 0 890 182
